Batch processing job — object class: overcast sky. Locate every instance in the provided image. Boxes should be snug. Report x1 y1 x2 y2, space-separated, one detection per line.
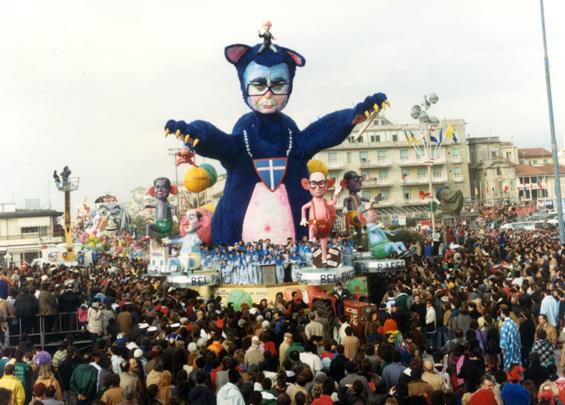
1 0 564 211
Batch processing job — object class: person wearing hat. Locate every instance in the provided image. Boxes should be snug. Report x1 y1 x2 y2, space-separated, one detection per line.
244 336 264 368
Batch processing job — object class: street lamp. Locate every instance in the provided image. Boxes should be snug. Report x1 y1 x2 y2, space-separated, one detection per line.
405 93 456 234
53 166 79 262
539 0 564 243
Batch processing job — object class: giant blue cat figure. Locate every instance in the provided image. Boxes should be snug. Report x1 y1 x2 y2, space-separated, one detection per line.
165 41 388 245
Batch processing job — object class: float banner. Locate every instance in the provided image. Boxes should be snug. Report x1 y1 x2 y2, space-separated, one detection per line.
295 266 355 285
166 271 220 287
353 258 406 274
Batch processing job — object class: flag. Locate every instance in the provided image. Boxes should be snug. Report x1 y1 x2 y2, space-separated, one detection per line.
445 125 454 141
438 128 444 144
404 129 412 146
452 131 458 144
409 130 420 145
430 134 439 144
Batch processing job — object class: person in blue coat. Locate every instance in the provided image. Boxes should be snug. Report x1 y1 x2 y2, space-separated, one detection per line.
165 36 388 246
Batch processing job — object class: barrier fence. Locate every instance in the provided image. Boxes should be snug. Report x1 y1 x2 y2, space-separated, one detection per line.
5 312 85 350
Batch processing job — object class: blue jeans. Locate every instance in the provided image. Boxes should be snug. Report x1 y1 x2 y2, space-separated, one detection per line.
435 326 447 349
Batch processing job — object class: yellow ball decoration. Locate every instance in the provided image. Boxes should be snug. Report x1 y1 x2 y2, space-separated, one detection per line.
307 159 329 177
183 166 210 193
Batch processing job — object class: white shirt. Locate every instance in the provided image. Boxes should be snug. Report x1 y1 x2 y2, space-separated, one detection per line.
299 352 323 374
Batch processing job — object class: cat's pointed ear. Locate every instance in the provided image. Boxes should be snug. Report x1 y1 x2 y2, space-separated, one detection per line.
225 44 252 65
285 49 306 67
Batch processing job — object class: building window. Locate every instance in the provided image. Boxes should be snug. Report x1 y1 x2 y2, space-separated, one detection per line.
359 151 368 164
453 167 462 179
20 226 49 235
378 169 388 181
491 151 496 159
403 189 412 201
532 160 537 165
496 167 501 176
432 167 442 179
328 152 338 165
358 136 363 143
452 148 460 161
380 191 389 201
392 134 398 142
506 152 511 160
417 168 426 180
370 135 381 142
400 149 409 161
346 152 351 164
377 150 387 162
361 171 369 180
362 191 371 200
401 170 410 181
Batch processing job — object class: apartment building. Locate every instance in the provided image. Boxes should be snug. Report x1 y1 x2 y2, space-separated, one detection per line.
0 203 63 266
468 137 519 202
315 116 471 218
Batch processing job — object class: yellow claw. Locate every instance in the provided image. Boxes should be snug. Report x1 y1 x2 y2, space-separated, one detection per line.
175 129 181 138
164 128 170 137
364 110 370 119
184 135 191 144
384 100 391 108
192 138 200 147
373 103 380 112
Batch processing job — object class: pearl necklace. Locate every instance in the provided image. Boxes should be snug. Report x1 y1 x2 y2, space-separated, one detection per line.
243 128 293 159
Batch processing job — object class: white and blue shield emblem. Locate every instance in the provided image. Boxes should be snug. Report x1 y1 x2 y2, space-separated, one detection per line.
253 157 288 192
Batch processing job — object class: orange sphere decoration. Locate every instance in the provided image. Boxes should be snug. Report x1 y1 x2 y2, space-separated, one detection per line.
183 166 210 193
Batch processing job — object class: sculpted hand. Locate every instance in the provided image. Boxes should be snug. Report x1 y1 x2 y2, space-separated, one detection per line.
300 218 308 227
164 119 205 149
352 93 389 125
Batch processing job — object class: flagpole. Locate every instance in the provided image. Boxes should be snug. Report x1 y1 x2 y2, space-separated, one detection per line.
539 0 564 243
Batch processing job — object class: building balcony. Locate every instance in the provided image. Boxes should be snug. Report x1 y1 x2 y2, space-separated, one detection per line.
399 158 445 167
452 176 465 183
401 178 430 186
327 162 346 170
359 160 392 168
363 179 393 187
432 177 448 184
401 177 448 186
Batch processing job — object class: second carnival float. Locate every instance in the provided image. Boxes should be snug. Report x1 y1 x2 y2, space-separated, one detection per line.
145 21 412 316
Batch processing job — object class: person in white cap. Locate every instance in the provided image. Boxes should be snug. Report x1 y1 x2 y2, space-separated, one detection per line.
244 336 264 368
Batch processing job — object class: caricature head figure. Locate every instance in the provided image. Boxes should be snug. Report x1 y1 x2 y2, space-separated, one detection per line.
342 171 363 194
225 43 305 113
263 20 272 31
306 172 331 198
153 177 171 201
183 209 203 234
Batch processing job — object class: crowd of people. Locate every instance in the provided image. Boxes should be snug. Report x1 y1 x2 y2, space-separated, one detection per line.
198 236 356 284
0 216 562 405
